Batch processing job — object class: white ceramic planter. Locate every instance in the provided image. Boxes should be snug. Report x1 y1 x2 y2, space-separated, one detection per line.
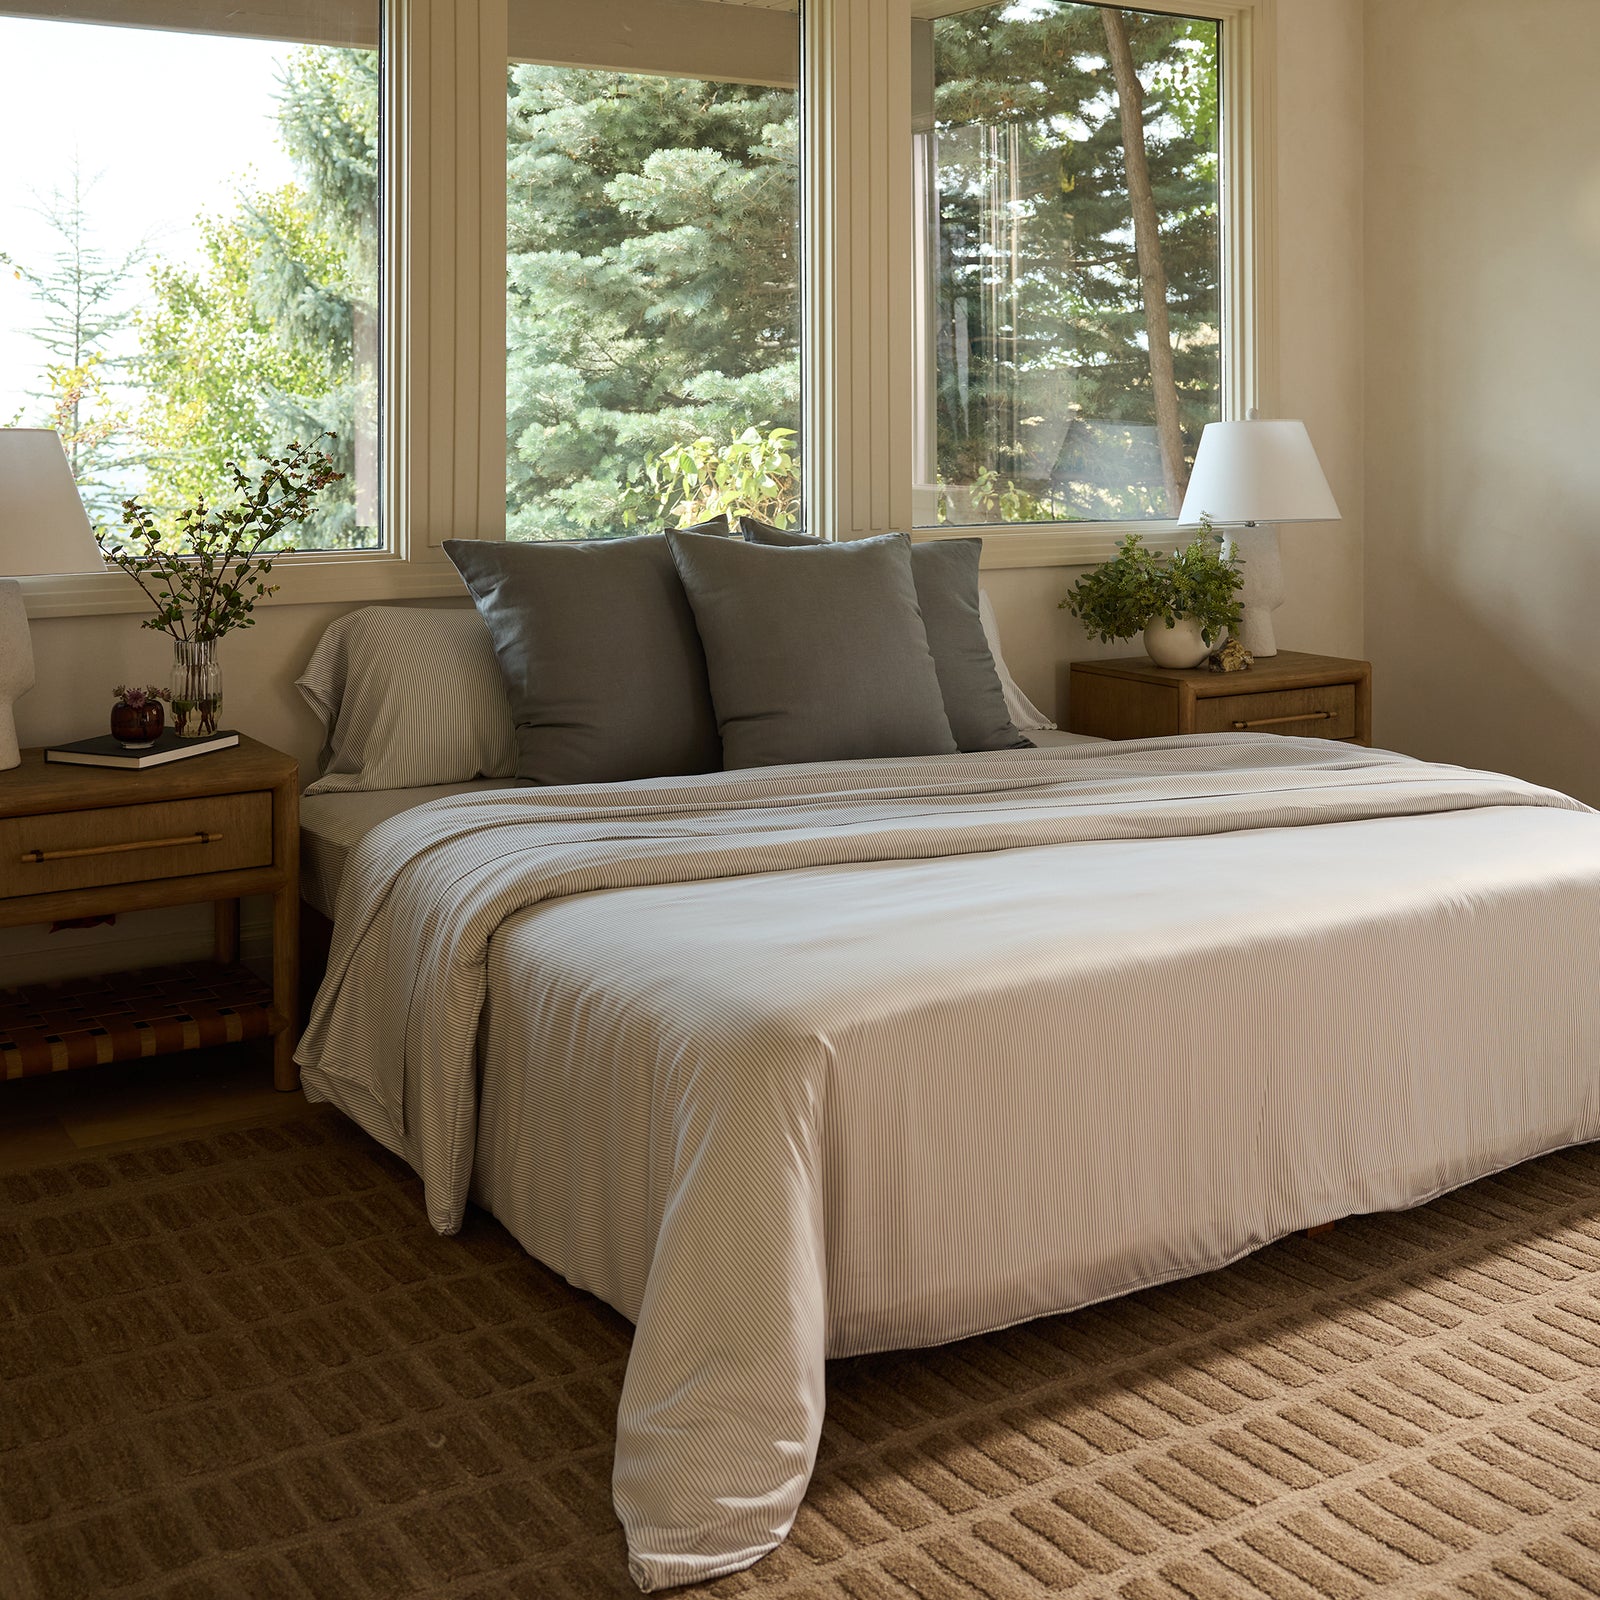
1143 615 1212 670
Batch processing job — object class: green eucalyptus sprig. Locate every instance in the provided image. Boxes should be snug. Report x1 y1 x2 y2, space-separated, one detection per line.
98 438 344 644
1062 521 1244 647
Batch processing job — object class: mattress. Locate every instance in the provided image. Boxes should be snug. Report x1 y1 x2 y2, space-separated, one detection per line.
298 735 1098 918
299 780 528 918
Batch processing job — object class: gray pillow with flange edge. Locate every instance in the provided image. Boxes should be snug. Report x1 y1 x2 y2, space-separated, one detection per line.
741 519 1030 752
444 533 722 785
666 528 958 770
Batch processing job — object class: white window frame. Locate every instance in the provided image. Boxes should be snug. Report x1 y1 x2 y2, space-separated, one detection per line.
15 0 1271 620
805 0 1277 568
14 0 509 620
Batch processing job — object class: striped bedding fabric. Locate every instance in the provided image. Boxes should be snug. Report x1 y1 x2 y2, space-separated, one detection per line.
295 736 1600 1592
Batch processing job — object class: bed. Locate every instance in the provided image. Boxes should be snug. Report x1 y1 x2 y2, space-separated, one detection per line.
295 731 1600 1592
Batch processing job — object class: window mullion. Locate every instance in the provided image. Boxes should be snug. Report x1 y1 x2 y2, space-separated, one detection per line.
1225 0 1277 423
802 0 915 541
388 0 508 557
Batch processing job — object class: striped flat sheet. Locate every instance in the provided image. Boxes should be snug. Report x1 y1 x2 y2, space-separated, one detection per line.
295 736 1600 1591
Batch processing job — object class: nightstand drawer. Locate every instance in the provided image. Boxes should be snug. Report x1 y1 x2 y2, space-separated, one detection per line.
0 793 273 898
1193 682 1357 739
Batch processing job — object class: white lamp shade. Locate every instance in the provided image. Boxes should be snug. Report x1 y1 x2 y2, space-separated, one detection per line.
1176 417 1341 527
0 429 106 576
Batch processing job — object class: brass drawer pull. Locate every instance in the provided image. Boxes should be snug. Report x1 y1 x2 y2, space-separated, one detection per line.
1231 711 1336 730
22 831 222 864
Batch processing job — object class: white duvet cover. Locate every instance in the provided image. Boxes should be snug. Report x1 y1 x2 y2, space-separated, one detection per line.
295 737 1600 1590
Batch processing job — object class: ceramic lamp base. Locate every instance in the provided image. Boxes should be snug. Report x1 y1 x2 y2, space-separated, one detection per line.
1225 523 1284 658
0 580 34 771
1235 604 1279 658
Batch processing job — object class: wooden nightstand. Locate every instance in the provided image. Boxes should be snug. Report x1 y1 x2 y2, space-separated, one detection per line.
0 735 300 1090
1067 650 1372 746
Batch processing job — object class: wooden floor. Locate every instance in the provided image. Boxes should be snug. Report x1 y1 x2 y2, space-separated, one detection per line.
0 1043 306 1173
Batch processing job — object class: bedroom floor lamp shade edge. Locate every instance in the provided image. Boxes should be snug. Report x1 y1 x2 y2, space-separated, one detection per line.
1177 413 1341 658
0 430 106 768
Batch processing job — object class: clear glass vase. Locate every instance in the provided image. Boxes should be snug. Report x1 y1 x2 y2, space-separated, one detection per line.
171 639 223 738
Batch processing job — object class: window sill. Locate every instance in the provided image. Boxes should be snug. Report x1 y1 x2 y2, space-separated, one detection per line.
24 523 1154 618
19 552 469 620
912 520 1178 570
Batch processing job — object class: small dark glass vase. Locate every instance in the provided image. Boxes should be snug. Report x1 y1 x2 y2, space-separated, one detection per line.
111 701 164 748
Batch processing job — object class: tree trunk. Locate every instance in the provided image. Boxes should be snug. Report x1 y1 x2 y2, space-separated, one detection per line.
1102 9 1188 515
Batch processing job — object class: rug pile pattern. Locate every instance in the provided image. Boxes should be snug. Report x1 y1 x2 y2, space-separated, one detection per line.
5 1112 1600 1598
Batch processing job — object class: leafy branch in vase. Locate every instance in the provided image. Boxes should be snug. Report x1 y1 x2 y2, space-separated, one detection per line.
97 437 344 643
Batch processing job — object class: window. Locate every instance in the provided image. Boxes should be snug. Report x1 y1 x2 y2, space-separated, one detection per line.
0 1 381 558
505 3 801 540
913 0 1222 530
5 0 1262 609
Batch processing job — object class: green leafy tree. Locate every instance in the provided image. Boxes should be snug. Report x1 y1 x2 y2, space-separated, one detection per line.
131 47 379 549
930 4 1220 521
16 355 123 494
624 425 799 530
133 191 341 520
506 67 799 539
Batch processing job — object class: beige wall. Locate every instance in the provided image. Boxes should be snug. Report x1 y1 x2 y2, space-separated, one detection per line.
1364 0 1600 801
1271 0 1364 662
8 0 1369 977
16 602 344 774
990 0 1367 717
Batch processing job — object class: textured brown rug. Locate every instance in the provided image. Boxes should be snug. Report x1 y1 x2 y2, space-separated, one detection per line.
6 1114 1600 1600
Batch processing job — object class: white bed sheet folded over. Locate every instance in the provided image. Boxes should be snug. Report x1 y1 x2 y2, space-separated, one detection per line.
295 738 1600 1591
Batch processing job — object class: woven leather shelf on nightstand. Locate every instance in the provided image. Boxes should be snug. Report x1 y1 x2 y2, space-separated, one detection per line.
0 961 278 1079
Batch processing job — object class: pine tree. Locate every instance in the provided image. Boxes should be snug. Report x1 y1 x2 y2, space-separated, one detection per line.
505 67 800 539
929 4 1220 521
2 162 146 520
252 44 380 547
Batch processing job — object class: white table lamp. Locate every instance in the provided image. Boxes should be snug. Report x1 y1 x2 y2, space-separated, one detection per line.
1176 412 1340 658
0 430 107 768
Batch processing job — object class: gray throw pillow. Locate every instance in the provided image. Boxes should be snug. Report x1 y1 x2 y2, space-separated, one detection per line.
444 535 721 784
665 530 957 770
742 520 1029 752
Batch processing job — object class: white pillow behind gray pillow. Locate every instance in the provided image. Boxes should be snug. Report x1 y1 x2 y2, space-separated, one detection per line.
978 589 1056 732
298 606 518 795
